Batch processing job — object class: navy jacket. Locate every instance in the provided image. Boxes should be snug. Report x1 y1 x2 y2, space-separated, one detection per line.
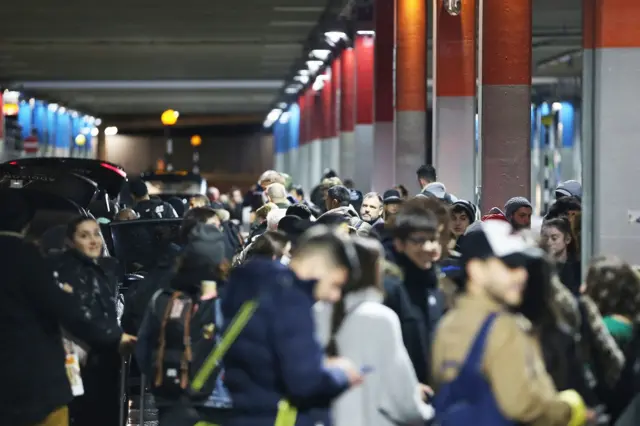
221 258 350 426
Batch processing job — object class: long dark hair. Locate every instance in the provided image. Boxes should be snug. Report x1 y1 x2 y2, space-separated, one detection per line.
325 237 383 356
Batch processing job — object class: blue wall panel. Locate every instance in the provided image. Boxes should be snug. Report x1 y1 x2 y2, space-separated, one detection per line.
33 102 47 142
288 103 300 151
18 101 32 138
560 102 574 148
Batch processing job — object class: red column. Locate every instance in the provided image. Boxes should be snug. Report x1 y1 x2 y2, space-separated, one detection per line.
330 57 342 174
354 34 375 190
396 0 427 193
480 0 532 213
373 0 395 192
339 48 356 180
434 0 477 201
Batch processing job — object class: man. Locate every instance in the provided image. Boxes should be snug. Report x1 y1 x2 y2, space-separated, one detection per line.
417 165 437 191
504 197 533 230
265 182 291 209
222 226 364 426
0 190 136 426
129 179 178 219
555 180 582 201
360 192 383 225
432 220 588 425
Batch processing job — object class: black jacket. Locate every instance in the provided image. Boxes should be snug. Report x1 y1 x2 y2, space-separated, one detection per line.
0 233 122 426
134 198 178 219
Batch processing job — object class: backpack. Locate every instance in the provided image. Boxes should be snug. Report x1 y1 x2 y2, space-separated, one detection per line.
433 313 515 426
149 290 219 401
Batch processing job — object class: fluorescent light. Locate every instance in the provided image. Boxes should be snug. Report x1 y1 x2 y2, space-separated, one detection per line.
91 128 99 137
324 31 348 46
263 108 283 128
310 49 331 61
298 69 311 77
312 75 325 92
95 118 102 126
104 126 118 136
29 98 35 106
48 103 59 111
58 107 66 114
71 111 79 118
279 112 291 123
277 102 288 109
293 75 309 84
306 60 324 74
552 102 563 111
357 30 375 36
285 84 302 94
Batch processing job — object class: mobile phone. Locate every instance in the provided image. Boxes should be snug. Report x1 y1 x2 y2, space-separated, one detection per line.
360 365 374 374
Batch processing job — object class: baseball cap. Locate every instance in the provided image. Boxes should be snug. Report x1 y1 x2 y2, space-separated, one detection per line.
458 220 542 273
383 189 402 204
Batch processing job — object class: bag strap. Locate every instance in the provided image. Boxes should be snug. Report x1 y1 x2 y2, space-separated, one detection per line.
461 312 499 373
155 291 184 387
190 299 258 392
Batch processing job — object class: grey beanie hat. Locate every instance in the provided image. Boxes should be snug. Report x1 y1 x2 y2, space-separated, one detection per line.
504 197 532 219
182 223 227 269
555 180 582 200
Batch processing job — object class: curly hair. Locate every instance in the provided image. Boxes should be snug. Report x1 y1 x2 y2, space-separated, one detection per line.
585 255 640 319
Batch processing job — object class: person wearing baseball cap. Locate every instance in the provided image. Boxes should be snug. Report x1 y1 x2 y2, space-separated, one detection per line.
432 220 588 426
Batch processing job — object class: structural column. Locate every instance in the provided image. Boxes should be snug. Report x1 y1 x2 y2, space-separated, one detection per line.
298 91 311 194
582 0 640 264
479 0 532 213
273 119 286 173
310 88 323 187
373 0 395 193
396 0 428 194
320 70 333 174
433 0 476 202
287 103 300 183
339 47 356 181
354 33 375 192
329 58 342 174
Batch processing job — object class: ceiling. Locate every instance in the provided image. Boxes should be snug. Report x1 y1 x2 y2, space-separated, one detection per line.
0 0 582 121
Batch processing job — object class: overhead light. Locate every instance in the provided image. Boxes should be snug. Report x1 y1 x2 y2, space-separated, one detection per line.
104 126 118 136
71 111 79 118
263 108 283 128
309 49 331 61
48 103 59 111
298 69 311 77
279 112 291 124
91 128 99 137
285 84 302 94
293 75 310 84
28 98 35 106
552 102 563 111
95 118 102 126
324 31 348 46
312 75 326 92
58 107 66 114
277 102 288 109
357 30 375 36
306 60 324 74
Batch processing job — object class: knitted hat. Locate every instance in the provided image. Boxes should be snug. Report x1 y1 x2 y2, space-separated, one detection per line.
452 200 477 223
504 197 532 219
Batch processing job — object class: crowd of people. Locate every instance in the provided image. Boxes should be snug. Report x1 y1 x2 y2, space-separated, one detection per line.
3 163 640 426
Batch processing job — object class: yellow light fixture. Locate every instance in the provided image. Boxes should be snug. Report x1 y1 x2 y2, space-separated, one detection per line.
3 103 19 116
161 109 179 126
190 134 202 147
75 134 87 146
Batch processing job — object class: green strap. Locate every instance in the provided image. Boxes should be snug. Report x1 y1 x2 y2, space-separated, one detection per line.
190 299 258 391
190 298 297 426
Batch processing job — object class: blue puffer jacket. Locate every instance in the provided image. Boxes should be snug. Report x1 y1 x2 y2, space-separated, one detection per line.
221 257 350 426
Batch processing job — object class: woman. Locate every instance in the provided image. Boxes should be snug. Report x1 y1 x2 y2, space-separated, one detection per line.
54 216 126 426
314 237 434 426
541 216 581 295
585 256 640 350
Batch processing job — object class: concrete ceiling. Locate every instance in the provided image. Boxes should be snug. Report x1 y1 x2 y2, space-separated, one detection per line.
0 0 582 120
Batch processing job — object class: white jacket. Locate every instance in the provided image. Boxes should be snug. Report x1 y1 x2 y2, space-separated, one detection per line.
314 288 434 426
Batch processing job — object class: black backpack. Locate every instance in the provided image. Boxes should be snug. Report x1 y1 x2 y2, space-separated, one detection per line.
149 290 218 401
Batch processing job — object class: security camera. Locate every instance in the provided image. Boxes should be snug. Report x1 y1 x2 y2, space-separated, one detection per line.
444 0 461 16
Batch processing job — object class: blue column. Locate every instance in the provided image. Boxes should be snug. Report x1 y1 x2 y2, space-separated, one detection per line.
287 103 300 185
18 100 33 138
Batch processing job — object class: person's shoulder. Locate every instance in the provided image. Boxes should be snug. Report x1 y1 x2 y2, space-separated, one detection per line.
353 301 399 323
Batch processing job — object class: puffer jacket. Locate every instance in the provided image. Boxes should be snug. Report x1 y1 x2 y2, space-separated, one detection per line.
318 205 372 236
52 249 121 342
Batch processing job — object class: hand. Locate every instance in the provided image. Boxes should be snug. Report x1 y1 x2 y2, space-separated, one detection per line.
325 357 364 387
118 333 137 355
417 383 434 401
585 408 597 424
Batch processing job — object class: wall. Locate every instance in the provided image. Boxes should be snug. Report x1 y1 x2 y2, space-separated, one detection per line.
103 132 274 178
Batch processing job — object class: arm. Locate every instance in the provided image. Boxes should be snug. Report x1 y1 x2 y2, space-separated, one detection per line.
484 315 572 426
271 284 350 401
25 245 122 349
378 312 435 424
